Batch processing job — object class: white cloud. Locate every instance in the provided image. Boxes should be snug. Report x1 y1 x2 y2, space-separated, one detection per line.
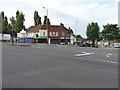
0 0 118 38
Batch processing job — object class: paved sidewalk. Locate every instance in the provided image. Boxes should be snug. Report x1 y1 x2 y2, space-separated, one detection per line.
1 42 119 51
0 42 31 47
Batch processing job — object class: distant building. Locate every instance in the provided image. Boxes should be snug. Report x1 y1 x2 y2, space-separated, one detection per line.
68 27 75 45
17 25 75 44
17 29 27 37
48 25 70 44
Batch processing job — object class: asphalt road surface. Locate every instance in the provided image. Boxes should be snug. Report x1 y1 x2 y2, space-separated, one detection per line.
2 45 118 88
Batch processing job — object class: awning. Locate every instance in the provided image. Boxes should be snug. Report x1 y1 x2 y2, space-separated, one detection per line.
33 36 47 39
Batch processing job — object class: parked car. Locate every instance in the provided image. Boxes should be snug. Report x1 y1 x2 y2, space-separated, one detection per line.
76 42 91 47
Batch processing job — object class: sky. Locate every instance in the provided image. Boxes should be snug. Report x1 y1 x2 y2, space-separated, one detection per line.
0 0 119 38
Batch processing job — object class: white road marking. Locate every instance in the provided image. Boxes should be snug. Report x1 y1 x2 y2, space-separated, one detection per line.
75 52 118 64
85 56 118 64
106 53 112 57
74 52 95 57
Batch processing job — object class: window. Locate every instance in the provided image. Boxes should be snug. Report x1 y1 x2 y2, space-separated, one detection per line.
21 33 25 37
56 32 58 36
43 32 45 36
53 32 55 35
50 32 52 36
61 32 65 36
53 32 55 36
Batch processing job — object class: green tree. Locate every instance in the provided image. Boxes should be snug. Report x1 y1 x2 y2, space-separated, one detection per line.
34 11 42 26
47 18 51 25
10 16 16 28
43 15 50 25
0 13 2 33
3 16 8 34
86 22 100 46
1 11 4 33
7 23 12 34
15 10 25 33
101 24 120 45
76 35 83 41
0 12 10 34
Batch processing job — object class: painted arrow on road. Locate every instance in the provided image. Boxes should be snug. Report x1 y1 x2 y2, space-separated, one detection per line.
106 53 112 57
74 52 95 57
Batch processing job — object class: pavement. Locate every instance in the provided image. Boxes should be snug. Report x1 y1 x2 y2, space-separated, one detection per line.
2 44 118 88
0 41 119 51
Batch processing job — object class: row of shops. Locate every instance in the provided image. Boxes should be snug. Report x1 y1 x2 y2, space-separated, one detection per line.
17 25 75 44
17 37 71 44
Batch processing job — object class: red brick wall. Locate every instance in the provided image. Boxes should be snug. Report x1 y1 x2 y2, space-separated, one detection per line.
48 26 69 39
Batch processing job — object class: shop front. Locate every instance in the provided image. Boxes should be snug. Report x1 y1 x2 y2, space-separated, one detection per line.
33 36 47 43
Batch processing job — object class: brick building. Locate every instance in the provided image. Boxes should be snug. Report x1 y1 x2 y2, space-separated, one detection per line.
17 25 75 44
48 25 70 44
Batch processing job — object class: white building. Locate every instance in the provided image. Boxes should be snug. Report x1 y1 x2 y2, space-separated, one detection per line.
17 29 27 38
17 26 48 39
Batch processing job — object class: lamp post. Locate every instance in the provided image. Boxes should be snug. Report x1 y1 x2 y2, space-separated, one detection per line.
43 7 49 45
75 22 78 45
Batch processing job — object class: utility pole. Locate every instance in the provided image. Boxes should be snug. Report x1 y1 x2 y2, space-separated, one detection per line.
43 7 49 45
75 22 78 45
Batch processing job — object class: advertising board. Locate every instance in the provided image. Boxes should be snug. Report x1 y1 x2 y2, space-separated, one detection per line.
0 34 11 40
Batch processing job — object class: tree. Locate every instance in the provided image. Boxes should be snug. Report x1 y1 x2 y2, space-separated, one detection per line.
3 16 8 34
0 13 2 33
0 12 10 34
76 35 83 41
47 18 51 25
1 11 4 33
7 23 12 34
34 11 42 26
101 24 120 46
10 16 16 28
86 22 100 46
43 15 50 25
15 10 25 33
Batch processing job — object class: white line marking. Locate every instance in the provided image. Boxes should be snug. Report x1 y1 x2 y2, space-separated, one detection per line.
85 56 118 64
74 52 95 57
106 53 112 57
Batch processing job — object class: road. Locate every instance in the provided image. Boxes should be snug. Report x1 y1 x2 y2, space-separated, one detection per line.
2 45 118 88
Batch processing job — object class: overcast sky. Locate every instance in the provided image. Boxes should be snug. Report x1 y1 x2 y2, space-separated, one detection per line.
0 0 119 38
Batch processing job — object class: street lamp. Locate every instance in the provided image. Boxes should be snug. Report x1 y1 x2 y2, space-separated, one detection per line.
75 22 78 44
43 7 49 45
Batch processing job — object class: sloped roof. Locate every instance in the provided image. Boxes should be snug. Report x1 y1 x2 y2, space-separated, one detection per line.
49 25 68 31
26 25 47 33
26 25 69 33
